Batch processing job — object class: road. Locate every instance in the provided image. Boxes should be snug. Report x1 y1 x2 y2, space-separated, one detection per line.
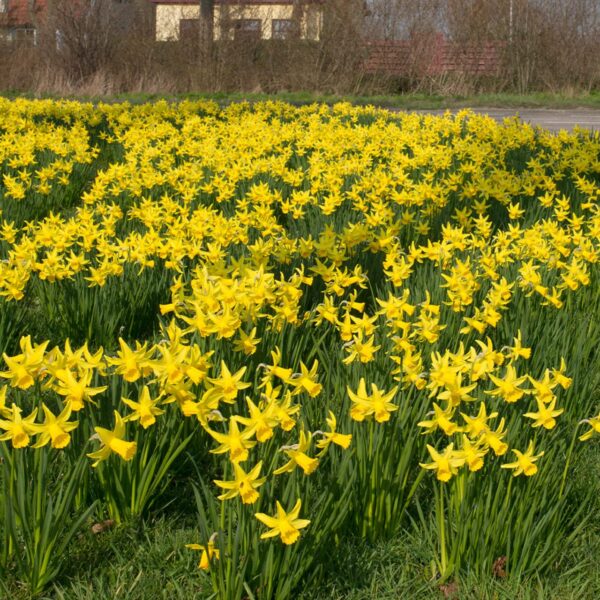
409 108 600 132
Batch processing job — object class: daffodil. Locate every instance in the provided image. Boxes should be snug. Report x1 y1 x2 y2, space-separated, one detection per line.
207 418 256 464
461 402 498 438
106 339 154 382
458 435 488 472
186 533 219 570
579 413 600 441
259 347 294 386
504 331 531 361
418 402 461 436
274 429 319 475
52 367 107 411
436 373 477 406
0 385 9 417
87 410 137 467
233 327 261 355
486 365 529 403
122 385 165 429
289 360 322 397
524 396 564 430
214 461 266 504
550 358 572 390
0 337 48 389
235 397 279 442
528 370 558 404
0 405 38 448
31 403 78 449
271 390 300 431
206 361 251 404
480 417 509 456
348 378 398 423
315 411 352 456
501 441 544 476
342 331 380 364
255 499 311 545
420 443 465 482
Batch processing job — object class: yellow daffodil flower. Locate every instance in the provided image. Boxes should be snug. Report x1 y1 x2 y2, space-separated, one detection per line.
315 411 352 456
524 396 564 430
579 413 600 441
501 441 544 476
31 403 78 449
206 361 251 404
214 461 266 504
207 418 256 464
274 429 319 475
255 499 310 545
87 410 137 467
122 385 165 429
420 443 466 482
0 405 38 448
348 378 398 423
186 533 219 570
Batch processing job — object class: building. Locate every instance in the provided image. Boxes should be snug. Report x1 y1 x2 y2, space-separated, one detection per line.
0 0 46 43
0 1 152 45
151 0 324 42
364 33 503 78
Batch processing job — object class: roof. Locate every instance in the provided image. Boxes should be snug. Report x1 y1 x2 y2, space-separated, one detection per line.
0 0 46 27
364 36 504 77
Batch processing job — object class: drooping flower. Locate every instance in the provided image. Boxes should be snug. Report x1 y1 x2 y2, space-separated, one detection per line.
87 410 137 467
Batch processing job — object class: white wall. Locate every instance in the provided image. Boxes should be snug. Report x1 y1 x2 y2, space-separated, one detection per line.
155 3 323 42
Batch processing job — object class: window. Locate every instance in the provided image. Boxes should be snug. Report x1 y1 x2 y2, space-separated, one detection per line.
0 0 8 14
272 19 300 40
0 29 14 43
232 19 262 41
15 28 36 45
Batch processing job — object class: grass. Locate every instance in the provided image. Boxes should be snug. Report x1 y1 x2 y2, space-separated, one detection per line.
1 441 596 600
3 90 600 110
2 518 208 600
171 90 600 110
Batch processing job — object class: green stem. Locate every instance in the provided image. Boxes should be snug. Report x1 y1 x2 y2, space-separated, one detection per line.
438 482 447 579
368 421 377 537
400 468 426 516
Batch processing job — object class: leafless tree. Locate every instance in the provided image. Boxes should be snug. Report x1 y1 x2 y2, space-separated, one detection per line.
1 0 599 96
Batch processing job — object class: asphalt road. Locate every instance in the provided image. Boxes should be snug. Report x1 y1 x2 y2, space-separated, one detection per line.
411 108 600 132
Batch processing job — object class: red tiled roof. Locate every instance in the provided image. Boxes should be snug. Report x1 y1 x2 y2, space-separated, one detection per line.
0 0 46 27
364 35 504 76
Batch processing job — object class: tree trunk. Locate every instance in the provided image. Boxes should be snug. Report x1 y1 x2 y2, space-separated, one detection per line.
199 0 214 55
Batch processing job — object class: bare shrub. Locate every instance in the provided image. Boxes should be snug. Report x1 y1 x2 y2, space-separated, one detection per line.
445 0 600 94
0 0 598 97
531 0 600 92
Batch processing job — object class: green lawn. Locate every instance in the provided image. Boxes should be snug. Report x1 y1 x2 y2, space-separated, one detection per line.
4 90 600 110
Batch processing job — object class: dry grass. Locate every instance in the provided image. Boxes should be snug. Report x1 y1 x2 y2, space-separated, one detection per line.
0 0 598 97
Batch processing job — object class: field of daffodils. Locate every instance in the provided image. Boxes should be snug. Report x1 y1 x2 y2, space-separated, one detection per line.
0 98 599 598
